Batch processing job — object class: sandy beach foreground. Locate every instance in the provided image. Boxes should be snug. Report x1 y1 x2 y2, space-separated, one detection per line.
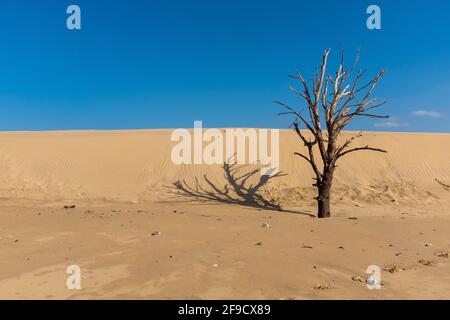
0 130 449 299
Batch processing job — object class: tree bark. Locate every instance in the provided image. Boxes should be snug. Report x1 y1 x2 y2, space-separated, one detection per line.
317 169 334 218
317 189 331 218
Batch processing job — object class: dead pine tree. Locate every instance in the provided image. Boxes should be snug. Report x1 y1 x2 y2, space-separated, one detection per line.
275 49 388 218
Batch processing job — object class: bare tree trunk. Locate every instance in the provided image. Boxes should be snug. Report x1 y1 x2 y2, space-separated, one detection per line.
275 49 388 218
317 169 334 218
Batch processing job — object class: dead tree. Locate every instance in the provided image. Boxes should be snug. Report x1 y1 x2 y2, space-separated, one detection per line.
275 49 388 218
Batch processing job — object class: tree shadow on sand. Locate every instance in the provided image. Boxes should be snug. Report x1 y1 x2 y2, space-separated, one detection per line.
168 162 314 217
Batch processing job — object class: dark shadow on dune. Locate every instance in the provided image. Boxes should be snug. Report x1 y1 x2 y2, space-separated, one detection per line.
167 162 314 217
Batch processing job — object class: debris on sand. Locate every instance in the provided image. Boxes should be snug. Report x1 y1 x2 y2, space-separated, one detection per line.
351 275 365 283
211 264 219 267
313 284 331 290
256 242 263 246
64 205 76 209
151 231 161 236
435 178 450 190
436 251 449 258
348 217 358 220
301 244 313 249
383 265 406 273
261 223 271 229
418 259 435 266
425 243 433 247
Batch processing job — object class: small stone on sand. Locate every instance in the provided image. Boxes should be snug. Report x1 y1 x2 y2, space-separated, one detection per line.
436 252 449 258
314 284 331 290
418 259 434 266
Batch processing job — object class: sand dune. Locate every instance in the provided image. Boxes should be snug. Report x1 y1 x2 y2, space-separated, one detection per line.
0 130 448 207
1 129 449 299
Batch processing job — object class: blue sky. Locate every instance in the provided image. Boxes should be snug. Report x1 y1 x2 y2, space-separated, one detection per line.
0 0 449 132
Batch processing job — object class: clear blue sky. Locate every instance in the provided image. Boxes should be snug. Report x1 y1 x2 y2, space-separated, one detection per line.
1 0 449 132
